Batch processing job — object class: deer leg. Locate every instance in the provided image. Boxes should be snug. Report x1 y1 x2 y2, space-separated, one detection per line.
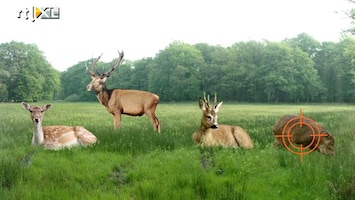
155 116 161 133
112 112 122 129
146 111 161 133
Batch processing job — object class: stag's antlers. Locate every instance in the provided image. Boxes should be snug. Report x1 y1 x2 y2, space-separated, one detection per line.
102 51 124 78
85 53 103 77
86 50 124 77
202 92 218 108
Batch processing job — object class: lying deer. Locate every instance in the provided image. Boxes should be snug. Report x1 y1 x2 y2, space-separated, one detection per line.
192 94 254 149
86 51 161 133
273 115 335 155
22 102 97 150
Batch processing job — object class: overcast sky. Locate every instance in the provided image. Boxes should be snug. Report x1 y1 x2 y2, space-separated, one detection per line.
1 0 353 71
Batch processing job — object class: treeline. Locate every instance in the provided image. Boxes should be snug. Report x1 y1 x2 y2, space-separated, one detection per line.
1 33 355 103
0 41 60 102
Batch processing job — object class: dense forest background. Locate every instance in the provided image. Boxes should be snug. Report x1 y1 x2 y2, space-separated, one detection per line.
1 33 355 103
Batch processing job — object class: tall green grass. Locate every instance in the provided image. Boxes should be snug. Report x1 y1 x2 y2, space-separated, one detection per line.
0 102 354 199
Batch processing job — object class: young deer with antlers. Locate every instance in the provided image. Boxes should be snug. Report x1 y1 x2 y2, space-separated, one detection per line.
86 51 161 133
192 94 254 149
22 102 97 150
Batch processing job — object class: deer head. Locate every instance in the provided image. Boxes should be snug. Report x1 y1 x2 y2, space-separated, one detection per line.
22 102 52 124
86 50 124 92
199 93 223 129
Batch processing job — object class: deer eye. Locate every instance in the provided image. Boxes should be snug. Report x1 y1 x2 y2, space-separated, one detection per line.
206 115 212 120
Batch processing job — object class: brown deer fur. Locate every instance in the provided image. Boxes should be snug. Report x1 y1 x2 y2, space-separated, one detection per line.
22 102 97 150
86 51 161 132
273 115 335 155
192 96 253 149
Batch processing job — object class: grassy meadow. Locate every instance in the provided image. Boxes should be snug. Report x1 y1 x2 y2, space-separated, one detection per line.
0 102 355 199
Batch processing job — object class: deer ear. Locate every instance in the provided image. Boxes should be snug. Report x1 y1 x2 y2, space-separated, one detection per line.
214 101 223 113
22 102 31 111
43 104 52 111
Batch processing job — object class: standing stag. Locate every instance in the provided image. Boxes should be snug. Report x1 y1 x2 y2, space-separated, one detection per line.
192 93 254 148
86 51 161 132
22 102 97 150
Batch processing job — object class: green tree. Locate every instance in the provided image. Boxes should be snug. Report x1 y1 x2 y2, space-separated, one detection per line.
345 0 355 35
284 34 325 101
222 41 265 101
108 60 133 89
0 41 60 101
195 44 227 99
259 41 321 102
149 41 205 101
129 58 152 91
285 33 321 58
290 46 323 102
0 69 10 101
259 42 294 102
336 37 355 102
313 38 355 102
61 61 97 101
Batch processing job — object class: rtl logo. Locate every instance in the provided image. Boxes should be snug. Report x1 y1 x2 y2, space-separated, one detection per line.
18 7 60 22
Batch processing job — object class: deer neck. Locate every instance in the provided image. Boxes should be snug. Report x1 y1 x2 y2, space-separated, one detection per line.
199 118 210 132
32 121 44 145
96 87 113 107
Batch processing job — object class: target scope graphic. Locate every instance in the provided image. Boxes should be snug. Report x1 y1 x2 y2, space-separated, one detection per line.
275 110 330 162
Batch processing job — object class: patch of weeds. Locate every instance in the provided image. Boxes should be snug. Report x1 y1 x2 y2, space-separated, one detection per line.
0 158 25 189
192 174 208 199
199 147 216 170
110 165 129 187
19 147 37 167
329 177 355 200
219 177 247 200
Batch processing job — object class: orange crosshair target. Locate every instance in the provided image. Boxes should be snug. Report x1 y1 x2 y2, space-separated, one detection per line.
275 109 330 162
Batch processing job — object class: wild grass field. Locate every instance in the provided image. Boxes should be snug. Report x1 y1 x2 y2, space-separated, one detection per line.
0 102 354 200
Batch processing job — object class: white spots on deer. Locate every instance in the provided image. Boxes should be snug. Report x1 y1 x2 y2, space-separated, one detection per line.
22 102 97 150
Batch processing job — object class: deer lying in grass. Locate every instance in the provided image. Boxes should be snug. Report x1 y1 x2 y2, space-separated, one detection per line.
192 94 254 149
86 51 161 133
273 115 335 155
22 102 97 150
